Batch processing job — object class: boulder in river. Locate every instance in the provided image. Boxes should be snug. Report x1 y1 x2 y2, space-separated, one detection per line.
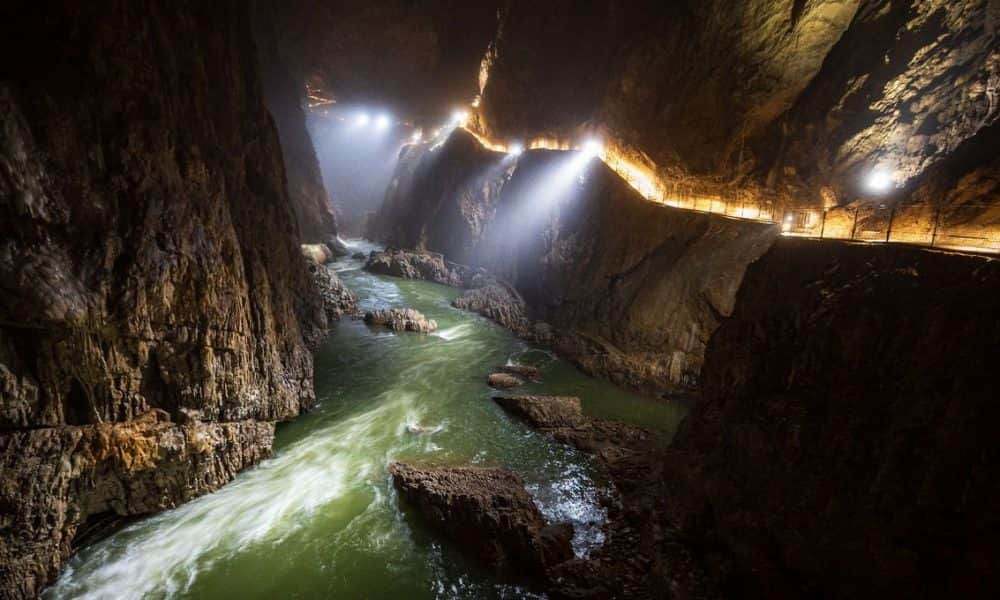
363 308 438 333
496 364 541 382
487 372 523 389
301 243 333 265
364 248 486 288
492 395 584 429
452 283 533 338
389 463 573 576
351 251 367 260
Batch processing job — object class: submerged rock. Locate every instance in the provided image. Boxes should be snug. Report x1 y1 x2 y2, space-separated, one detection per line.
389 463 573 576
487 372 523 389
363 308 438 333
351 251 367 260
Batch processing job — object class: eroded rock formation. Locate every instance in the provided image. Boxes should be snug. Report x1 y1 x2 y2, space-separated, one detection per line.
363 308 438 334
388 462 573 578
664 239 1000 598
0 1 324 595
370 130 778 394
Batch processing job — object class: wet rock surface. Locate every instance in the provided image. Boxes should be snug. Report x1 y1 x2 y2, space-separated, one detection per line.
363 308 438 334
496 364 541 382
491 395 713 599
364 247 487 288
486 373 523 389
369 130 779 396
308 261 360 325
0 2 324 595
389 462 573 577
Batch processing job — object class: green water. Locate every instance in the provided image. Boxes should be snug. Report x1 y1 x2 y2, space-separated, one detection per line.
46 241 688 599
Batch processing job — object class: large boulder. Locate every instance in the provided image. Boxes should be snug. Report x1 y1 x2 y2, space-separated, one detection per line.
487 372 523 389
389 463 573 577
307 261 360 324
364 248 486 288
301 243 334 265
363 308 438 333
452 283 534 338
492 395 584 429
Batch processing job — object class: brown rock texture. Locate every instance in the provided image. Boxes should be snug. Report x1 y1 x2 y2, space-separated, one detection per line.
486 373 523 389
389 462 573 578
473 1 998 211
364 247 487 288
363 308 438 333
0 1 324 595
664 238 1000 598
370 130 779 394
254 3 338 243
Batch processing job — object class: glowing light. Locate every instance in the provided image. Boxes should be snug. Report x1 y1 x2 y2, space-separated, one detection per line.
355 113 370 126
451 110 469 125
582 139 603 158
508 143 524 156
865 169 894 194
375 114 391 130
411 130 423 143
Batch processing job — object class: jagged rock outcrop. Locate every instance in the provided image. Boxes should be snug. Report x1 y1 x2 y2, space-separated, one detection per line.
473 1 998 210
370 130 779 394
364 247 488 288
0 2 324 595
0 412 273 598
486 372 522 389
663 238 1000 598
363 308 437 334
308 262 360 325
389 462 573 578
495 364 541 381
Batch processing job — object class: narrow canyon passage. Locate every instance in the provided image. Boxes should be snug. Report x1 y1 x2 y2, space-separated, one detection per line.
46 245 685 599
3 1 999 598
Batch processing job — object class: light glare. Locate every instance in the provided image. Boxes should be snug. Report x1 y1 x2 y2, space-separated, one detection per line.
355 113 370 126
508 143 524 156
865 169 894 193
582 139 603 158
375 114 391 130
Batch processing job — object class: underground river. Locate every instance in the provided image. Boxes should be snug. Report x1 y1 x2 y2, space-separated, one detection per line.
46 241 688 599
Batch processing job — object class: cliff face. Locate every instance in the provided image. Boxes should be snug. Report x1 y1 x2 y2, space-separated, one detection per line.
473 0 998 209
371 130 778 394
664 239 1000 598
0 1 324 596
254 2 338 243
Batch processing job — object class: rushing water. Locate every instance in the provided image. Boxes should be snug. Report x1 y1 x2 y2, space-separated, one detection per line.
47 241 688 599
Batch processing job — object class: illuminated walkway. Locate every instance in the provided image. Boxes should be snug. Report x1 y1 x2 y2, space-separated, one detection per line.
458 125 999 257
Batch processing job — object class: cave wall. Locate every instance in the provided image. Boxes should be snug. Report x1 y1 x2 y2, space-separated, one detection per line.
664 238 1000 598
253 1 338 244
473 0 998 209
0 1 325 595
370 130 778 394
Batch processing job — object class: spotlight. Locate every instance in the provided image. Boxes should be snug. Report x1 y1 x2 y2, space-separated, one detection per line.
451 110 469 125
865 169 894 194
355 112 370 126
508 143 524 156
582 139 603 158
411 130 423 143
375 114 391 130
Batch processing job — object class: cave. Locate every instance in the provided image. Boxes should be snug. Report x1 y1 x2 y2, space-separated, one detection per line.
1 1 998 599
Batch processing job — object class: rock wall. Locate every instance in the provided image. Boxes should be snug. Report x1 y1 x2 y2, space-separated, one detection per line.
370 130 778 394
663 238 1000 598
253 1 338 243
473 0 998 208
0 1 325 596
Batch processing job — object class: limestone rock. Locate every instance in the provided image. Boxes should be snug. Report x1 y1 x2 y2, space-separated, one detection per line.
487 373 523 389
363 308 438 333
452 283 533 338
0 3 323 594
492 395 583 429
301 243 334 265
496 364 541 382
308 261 360 323
389 462 573 576
364 247 485 288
